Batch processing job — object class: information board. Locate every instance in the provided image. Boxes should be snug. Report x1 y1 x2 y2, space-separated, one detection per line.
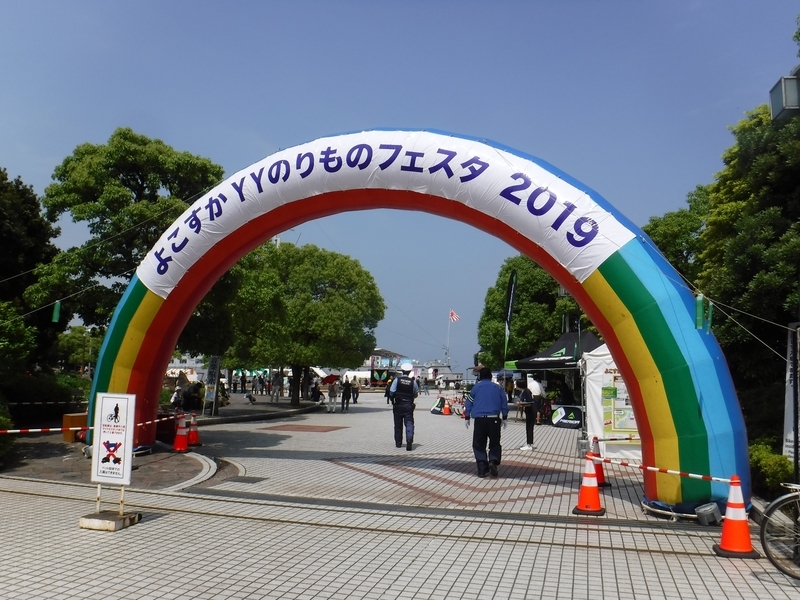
90 393 136 486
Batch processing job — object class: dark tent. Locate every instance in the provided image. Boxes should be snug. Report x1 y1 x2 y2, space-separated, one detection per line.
504 331 602 371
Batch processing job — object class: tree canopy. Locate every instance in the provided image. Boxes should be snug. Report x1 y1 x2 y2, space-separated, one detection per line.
640 104 800 439
698 105 800 401
27 127 226 329
642 184 709 284
476 255 588 369
227 242 386 405
0 168 61 368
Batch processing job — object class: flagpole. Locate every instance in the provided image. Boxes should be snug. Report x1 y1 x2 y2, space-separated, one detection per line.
446 314 451 366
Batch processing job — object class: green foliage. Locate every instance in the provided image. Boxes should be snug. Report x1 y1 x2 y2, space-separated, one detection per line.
0 374 73 404
795 14 800 57
642 185 709 284
29 128 225 330
0 373 74 425
0 403 14 462
698 105 800 410
228 242 385 405
476 255 590 369
0 168 62 368
159 388 172 405
55 371 93 401
56 325 102 372
177 271 240 358
0 302 37 378
749 440 794 500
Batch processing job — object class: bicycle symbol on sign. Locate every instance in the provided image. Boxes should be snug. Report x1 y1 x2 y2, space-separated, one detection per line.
106 403 120 423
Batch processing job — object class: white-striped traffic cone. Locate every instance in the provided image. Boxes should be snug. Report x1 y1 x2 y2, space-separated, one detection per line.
572 454 606 516
712 475 760 559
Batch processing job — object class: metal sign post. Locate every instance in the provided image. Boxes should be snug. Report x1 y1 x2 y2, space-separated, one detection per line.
204 356 221 416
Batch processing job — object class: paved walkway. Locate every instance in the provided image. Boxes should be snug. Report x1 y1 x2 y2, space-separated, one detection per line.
1 391 798 599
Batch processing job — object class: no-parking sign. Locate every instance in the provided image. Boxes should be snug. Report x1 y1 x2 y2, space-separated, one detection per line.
90 393 136 485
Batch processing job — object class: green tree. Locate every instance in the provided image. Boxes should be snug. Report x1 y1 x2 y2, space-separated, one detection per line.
0 302 37 378
794 14 800 55
228 242 385 406
642 185 710 284
698 105 800 438
57 325 102 372
0 168 61 368
26 128 233 357
476 255 588 369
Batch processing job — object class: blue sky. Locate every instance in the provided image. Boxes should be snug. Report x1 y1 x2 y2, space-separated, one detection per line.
1 1 798 376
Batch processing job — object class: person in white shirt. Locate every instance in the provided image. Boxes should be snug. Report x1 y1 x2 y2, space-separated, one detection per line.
517 377 544 450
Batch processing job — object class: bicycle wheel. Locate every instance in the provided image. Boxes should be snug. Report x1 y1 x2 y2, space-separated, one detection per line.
760 491 800 580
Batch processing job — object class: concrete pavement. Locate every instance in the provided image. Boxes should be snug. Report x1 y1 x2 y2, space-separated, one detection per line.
1 390 798 599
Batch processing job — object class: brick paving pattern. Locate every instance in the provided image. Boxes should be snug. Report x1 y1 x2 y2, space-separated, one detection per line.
1 390 798 599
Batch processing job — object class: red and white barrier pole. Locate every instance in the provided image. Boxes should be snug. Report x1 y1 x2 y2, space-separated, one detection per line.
588 454 732 483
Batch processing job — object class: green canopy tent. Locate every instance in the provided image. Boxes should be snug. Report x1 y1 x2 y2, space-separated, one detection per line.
504 331 602 371
505 330 602 431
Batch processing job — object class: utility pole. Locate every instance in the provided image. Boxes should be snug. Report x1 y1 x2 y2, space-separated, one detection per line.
794 273 799 484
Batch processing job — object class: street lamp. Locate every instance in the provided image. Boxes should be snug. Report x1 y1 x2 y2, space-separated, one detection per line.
769 65 800 121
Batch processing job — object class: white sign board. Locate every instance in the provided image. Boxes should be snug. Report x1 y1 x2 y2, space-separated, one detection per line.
782 324 798 462
583 345 641 461
204 355 220 410
90 393 136 486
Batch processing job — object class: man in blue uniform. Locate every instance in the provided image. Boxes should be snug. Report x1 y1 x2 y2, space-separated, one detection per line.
389 362 419 450
464 367 509 477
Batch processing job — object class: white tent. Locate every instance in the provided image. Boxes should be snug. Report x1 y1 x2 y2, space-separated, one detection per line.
582 344 641 461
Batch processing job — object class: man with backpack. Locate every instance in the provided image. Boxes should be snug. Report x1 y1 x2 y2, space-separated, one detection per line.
389 363 419 450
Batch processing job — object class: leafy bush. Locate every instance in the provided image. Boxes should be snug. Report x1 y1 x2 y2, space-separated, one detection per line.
0 373 75 425
159 388 172 405
749 439 794 501
55 372 92 402
0 399 15 462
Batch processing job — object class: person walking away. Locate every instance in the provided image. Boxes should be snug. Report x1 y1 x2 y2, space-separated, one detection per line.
517 377 543 450
351 378 360 403
341 377 352 413
384 377 394 405
258 374 265 395
327 378 339 413
464 367 509 477
270 372 281 403
240 373 247 397
389 363 419 450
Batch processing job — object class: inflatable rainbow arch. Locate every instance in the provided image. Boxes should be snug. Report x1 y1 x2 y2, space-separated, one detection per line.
88 130 749 508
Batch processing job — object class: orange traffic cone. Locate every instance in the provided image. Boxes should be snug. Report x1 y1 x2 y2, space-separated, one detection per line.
187 412 202 446
592 437 611 488
172 413 188 453
443 400 451 415
712 475 760 558
572 454 606 516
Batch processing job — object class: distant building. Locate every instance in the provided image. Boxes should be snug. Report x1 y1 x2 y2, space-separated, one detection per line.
166 353 207 382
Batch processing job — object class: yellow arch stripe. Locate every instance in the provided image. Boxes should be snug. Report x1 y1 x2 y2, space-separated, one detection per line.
108 290 164 393
582 270 681 500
